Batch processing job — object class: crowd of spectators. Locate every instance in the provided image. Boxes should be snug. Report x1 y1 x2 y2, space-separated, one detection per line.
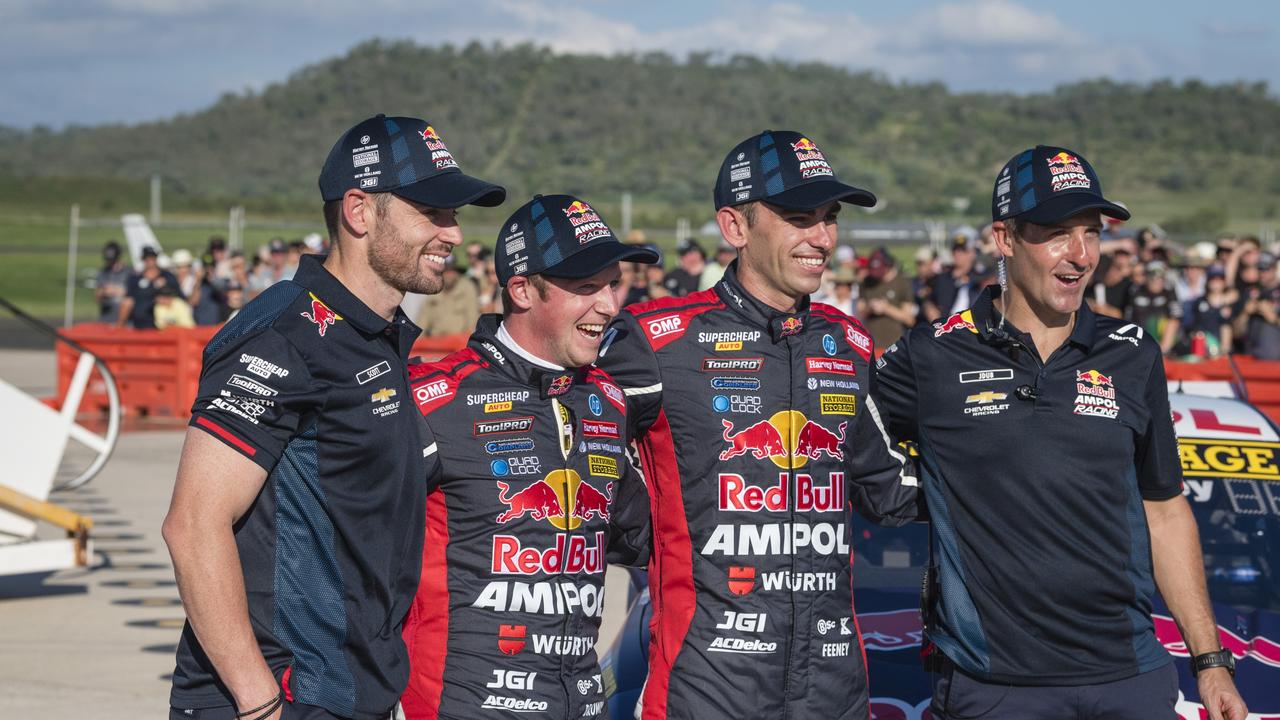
99 234 326 329
98 222 1280 361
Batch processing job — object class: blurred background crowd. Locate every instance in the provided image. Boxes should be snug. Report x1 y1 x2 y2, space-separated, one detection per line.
97 216 1280 361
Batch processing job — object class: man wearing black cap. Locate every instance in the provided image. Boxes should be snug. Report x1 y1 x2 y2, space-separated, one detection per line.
117 244 179 329
873 146 1247 719
400 195 656 719
595 130 919 720
163 115 504 720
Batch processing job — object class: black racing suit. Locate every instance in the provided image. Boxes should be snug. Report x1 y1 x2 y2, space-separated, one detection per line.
595 263 920 720
401 315 649 720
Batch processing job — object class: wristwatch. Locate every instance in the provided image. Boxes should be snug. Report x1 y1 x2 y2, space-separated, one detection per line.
1190 649 1235 677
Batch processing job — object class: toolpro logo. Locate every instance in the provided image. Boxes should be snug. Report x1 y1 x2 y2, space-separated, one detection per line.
718 410 846 467
300 293 342 336
495 469 613 530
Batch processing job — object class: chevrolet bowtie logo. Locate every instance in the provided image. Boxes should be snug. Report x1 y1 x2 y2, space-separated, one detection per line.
371 388 397 403
965 391 1008 404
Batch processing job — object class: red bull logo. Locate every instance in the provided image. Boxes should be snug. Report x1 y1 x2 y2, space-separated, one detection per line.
1153 613 1280 669
933 310 977 338
498 624 526 655
547 374 572 396
1046 151 1079 166
300 293 342 336
779 316 803 337
495 469 612 530
858 609 924 652
791 138 819 153
562 200 593 217
728 565 756 596
719 410 845 468
420 125 441 142
1075 369 1112 387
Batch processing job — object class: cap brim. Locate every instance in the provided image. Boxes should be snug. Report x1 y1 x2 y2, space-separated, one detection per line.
1020 192 1130 225
391 170 507 209
539 241 660 280
765 179 876 210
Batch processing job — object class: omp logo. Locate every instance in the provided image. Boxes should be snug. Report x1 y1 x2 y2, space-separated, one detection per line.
415 379 451 404
647 315 683 338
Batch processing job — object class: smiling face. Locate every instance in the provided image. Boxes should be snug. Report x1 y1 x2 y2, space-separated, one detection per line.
997 209 1102 323
729 201 840 313
366 193 463 295
519 265 623 368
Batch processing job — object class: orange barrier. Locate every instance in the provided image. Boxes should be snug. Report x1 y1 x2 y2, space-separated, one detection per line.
54 324 469 421
1166 357 1280 424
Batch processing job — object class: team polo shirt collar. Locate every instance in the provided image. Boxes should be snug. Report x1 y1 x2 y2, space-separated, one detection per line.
294 255 419 357
715 261 811 342
468 314 587 399
971 285 1098 352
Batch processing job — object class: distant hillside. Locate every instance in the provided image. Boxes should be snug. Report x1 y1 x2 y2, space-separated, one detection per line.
3 40 1279 224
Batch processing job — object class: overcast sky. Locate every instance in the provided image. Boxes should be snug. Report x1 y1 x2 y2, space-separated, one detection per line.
2 0 1276 129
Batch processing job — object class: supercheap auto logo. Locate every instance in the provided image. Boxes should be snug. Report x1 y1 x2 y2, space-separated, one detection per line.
719 410 846 468
495 469 613 530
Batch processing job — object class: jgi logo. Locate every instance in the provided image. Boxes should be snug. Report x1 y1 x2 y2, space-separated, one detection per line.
487 669 537 691
715 611 767 633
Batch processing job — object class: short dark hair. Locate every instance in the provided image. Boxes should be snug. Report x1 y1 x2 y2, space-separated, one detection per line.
323 193 392 242
1002 216 1021 240
500 274 549 319
738 201 760 228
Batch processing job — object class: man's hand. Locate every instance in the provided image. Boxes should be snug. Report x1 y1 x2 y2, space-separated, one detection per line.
1196 667 1247 720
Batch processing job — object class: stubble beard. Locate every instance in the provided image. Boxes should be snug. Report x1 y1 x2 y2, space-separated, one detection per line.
367 222 445 295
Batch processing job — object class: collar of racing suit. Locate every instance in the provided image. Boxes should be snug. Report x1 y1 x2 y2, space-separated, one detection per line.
714 260 813 343
969 284 1098 352
467 313 591 399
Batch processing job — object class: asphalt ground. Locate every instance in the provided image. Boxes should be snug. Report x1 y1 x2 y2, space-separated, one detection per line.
0 348 632 717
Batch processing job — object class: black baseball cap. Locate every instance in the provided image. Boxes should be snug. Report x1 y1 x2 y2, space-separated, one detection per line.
714 130 876 211
494 195 659 286
992 145 1130 225
318 114 505 208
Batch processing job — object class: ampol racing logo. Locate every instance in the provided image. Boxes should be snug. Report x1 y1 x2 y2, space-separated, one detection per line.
1073 368 1118 419
790 137 834 179
719 410 846 467
419 125 459 170
1046 150 1091 193
300 293 342 336
495 469 613 530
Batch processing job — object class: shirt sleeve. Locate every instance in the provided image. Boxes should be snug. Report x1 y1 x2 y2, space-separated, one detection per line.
188 326 317 472
595 311 664 440
1135 351 1184 500
869 331 922 444
606 457 652 567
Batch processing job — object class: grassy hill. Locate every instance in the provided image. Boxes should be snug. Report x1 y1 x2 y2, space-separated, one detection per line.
1 39 1277 227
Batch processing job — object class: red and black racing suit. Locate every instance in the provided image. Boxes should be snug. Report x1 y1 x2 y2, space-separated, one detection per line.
595 263 920 720
402 315 649 720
